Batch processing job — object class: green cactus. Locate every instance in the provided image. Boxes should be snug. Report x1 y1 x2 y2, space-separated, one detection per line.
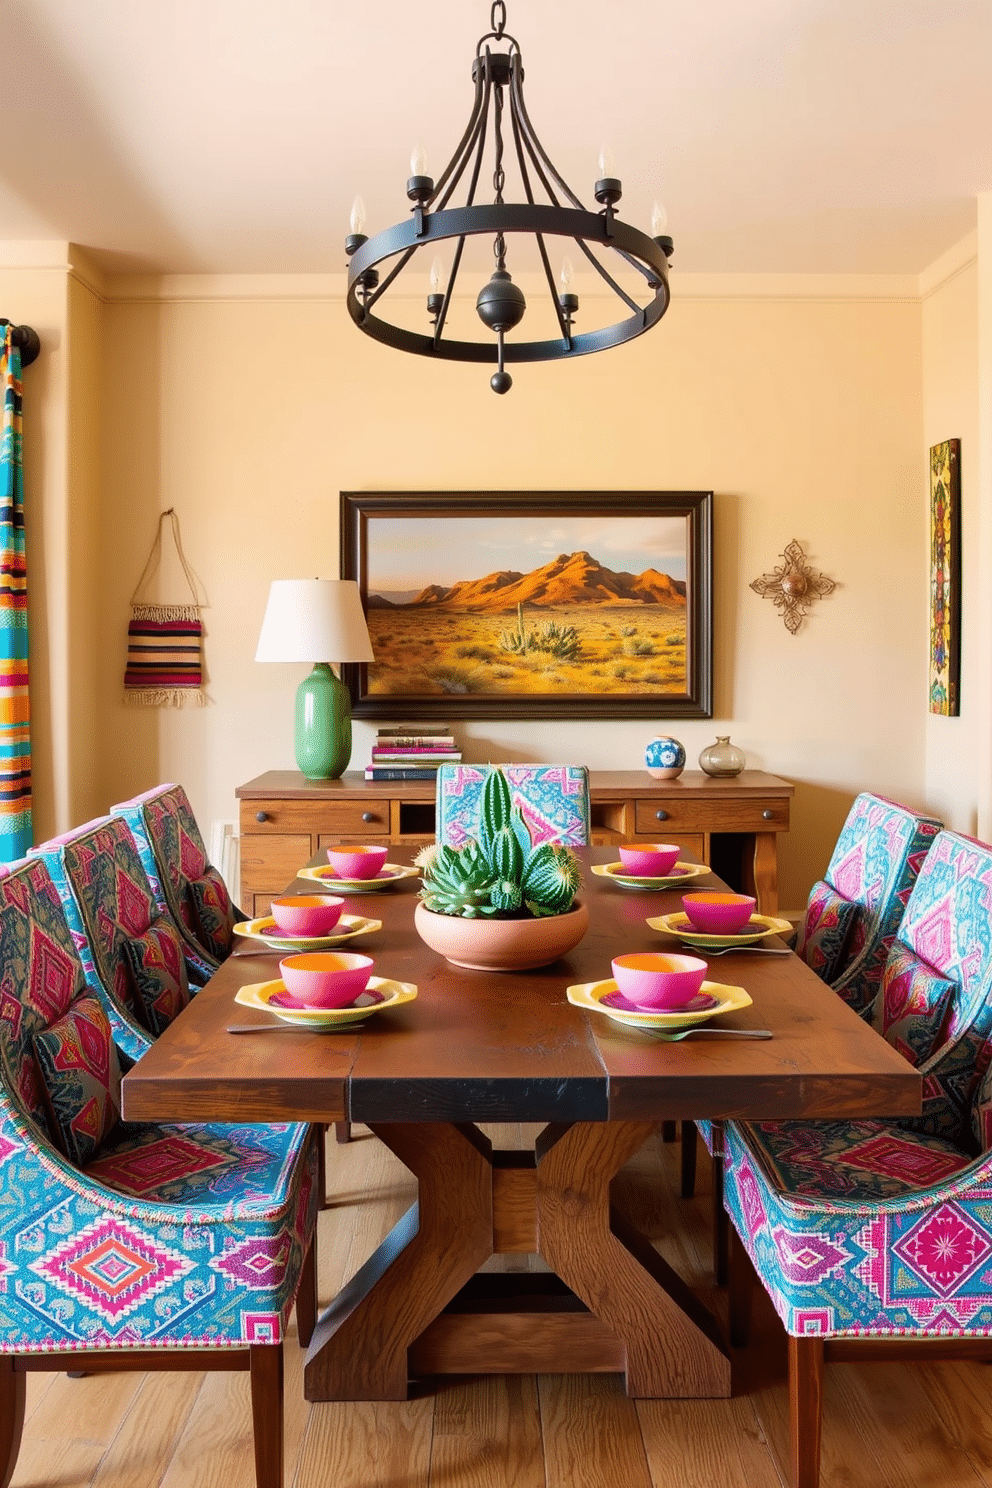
419 766 582 919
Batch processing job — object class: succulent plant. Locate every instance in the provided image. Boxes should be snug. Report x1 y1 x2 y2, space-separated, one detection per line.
417 767 582 919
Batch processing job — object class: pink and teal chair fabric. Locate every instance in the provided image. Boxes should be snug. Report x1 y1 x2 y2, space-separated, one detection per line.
722 829 992 1486
436 764 591 848
31 815 197 1055
684 793 943 1226
795 791 942 1013
111 783 242 980
0 853 318 1488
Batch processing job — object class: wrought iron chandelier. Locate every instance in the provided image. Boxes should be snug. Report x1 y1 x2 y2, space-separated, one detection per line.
345 1 673 394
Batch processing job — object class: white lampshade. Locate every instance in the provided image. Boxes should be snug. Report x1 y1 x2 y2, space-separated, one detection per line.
255 579 375 664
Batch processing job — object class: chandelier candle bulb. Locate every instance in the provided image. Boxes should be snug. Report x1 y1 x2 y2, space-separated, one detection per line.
407 141 433 202
345 195 368 256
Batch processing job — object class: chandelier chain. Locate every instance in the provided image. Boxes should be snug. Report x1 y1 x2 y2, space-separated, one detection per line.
490 1 506 39
493 82 507 268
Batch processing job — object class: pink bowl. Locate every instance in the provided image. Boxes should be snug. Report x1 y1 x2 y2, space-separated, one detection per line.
326 844 389 880
278 951 374 1009
611 952 708 1010
618 842 681 876
682 892 757 935
270 895 345 936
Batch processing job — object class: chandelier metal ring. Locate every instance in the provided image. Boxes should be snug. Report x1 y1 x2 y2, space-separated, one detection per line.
345 5 673 392
346 206 670 364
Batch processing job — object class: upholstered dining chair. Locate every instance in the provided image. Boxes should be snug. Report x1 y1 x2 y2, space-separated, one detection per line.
722 828 992 1488
794 791 943 1014
435 763 591 847
0 853 318 1488
31 815 199 1054
111 783 243 980
680 792 943 1275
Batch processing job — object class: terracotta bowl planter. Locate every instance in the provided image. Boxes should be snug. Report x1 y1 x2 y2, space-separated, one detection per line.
414 899 590 972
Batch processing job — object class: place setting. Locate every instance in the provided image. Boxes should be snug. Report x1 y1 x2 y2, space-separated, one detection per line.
231 949 417 1032
590 841 713 891
567 950 761 1038
647 890 794 954
298 843 420 893
233 893 382 951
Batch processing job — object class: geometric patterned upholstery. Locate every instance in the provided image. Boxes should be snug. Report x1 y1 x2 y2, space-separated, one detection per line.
724 830 992 1344
111 783 242 978
868 939 956 1069
0 853 318 1354
31 816 191 1056
32 992 122 1166
797 792 943 1013
794 879 859 983
435 764 591 848
120 914 191 1036
187 862 238 960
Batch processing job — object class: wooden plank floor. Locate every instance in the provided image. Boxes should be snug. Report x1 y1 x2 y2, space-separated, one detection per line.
13 1125 992 1488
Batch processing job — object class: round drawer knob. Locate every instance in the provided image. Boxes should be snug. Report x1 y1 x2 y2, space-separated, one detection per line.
655 809 669 821
762 810 774 820
255 811 268 823
362 812 376 823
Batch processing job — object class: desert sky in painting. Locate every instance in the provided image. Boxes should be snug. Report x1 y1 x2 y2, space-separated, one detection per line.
366 514 687 602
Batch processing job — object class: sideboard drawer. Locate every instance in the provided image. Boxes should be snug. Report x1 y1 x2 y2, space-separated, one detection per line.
240 799 389 837
634 797 790 834
240 833 312 892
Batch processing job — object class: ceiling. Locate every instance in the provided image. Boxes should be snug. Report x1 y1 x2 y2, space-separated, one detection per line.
1 0 990 277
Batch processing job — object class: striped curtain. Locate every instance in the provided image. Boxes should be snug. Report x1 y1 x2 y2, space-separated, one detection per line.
0 327 31 860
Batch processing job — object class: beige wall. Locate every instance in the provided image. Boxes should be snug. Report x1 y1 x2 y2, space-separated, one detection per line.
87 277 926 911
922 252 980 831
5 247 974 911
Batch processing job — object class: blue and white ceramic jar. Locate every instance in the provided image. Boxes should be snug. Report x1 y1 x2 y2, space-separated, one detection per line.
644 735 686 780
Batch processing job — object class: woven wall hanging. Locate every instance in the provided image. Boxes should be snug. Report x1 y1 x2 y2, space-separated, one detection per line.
124 508 206 707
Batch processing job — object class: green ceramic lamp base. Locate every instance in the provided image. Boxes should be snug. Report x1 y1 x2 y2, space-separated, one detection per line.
294 663 352 780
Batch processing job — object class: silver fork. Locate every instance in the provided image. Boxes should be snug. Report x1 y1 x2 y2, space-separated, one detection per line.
681 944 792 956
648 1026 773 1040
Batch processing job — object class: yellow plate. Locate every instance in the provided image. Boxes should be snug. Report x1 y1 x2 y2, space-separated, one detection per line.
646 911 794 948
234 976 417 1027
232 914 382 951
298 863 420 894
566 978 751 1030
591 860 712 890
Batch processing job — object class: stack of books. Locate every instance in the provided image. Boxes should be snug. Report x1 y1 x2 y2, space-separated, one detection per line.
364 725 462 781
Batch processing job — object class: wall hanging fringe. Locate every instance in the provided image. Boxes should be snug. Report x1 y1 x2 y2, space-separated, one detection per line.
124 509 206 707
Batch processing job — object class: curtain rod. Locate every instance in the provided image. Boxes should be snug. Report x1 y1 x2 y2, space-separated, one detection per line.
0 320 40 368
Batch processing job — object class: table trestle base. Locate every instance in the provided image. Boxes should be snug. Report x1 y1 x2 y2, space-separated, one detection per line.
304 1120 731 1401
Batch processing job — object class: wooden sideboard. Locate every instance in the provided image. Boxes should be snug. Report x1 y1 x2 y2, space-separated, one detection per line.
236 769 793 917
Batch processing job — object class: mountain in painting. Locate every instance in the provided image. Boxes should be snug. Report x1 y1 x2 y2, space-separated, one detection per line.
371 551 685 612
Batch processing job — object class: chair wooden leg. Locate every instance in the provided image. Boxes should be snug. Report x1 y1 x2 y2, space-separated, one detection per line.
661 1120 677 1142
335 1121 352 1143
727 1224 753 1348
249 1343 284 1488
711 1120 729 1284
295 1239 317 1349
789 1335 825 1488
1 1357 26 1488
680 1119 698 1197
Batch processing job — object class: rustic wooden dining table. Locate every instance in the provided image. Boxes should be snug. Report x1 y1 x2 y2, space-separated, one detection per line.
120 847 921 1404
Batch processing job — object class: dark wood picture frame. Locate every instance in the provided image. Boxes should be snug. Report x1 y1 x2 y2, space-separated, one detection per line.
340 490 713 721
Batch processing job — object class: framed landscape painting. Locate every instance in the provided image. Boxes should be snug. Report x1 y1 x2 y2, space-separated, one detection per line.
929 439 960 717
340 490 713 720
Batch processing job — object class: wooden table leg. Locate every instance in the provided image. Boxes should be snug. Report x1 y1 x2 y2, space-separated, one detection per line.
535 1121 731 1397
305 1119 731 1401
304 1121 494 1400
747 831 779 916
